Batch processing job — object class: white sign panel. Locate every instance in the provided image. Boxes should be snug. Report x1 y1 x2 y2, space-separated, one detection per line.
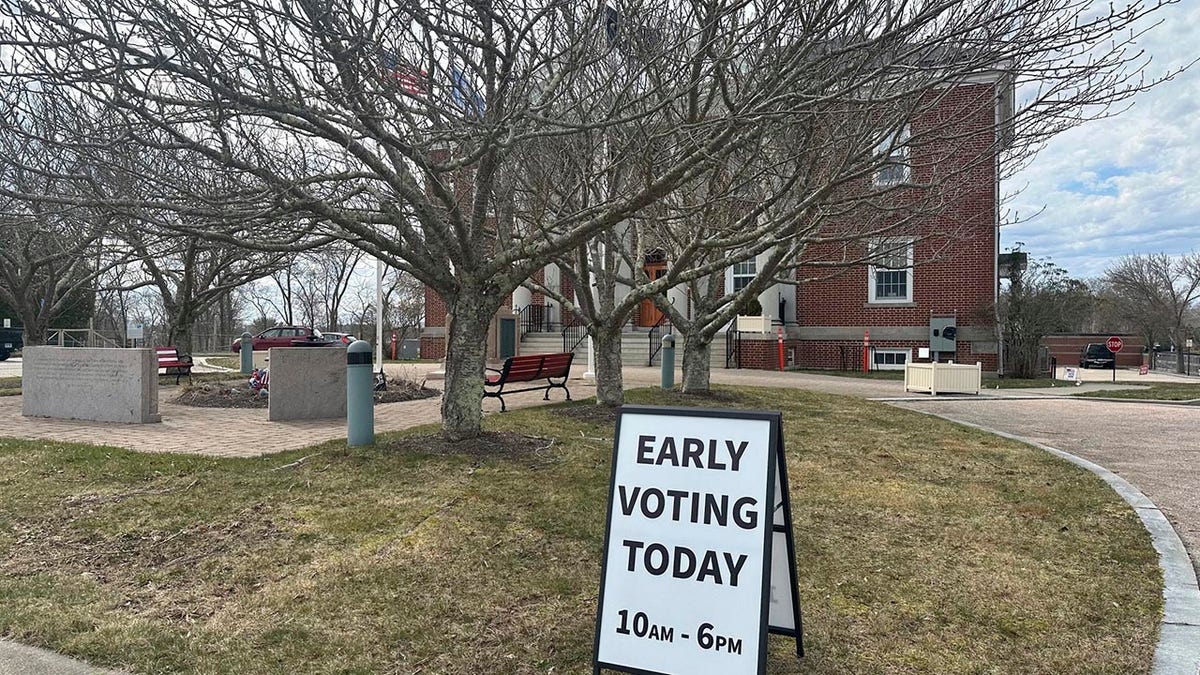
595 406 798 675
127 323 145 340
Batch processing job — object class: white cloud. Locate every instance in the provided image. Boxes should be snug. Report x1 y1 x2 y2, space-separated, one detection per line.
1003 1 1200 280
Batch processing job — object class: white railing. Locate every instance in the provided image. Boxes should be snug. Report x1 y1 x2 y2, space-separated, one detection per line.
904 361 982 395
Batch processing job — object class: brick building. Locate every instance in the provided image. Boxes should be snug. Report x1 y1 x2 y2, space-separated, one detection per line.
423 72 1014 373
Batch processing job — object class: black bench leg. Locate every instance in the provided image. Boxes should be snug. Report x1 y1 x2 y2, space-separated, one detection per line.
545 378 570 401
498 394 506 412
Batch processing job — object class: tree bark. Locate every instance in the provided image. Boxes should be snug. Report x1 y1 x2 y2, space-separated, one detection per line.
167 313 196 355
680 334 712 394
593 330 624 406
20 310 49 347
440 299 497 441
1175 329 1187 375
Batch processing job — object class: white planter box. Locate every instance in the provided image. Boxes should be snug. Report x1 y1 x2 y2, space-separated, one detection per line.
904 361 982 395
735 315 771 333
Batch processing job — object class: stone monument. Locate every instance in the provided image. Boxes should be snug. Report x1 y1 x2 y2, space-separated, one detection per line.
22 347 160 423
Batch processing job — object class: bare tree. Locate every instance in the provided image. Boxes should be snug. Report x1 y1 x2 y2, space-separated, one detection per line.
1001 254 1094 378
292 244 367 331
0 87 125 343
1 0 1180 437
1104 253 1200 373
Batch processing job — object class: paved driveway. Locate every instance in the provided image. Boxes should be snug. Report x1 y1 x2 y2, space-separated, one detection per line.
892 397 1200 575
0 357 19 378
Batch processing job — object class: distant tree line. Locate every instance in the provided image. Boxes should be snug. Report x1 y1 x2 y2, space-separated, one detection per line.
1001 249 1200 377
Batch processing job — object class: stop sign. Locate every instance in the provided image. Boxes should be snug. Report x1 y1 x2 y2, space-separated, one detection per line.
1106 336 1124 353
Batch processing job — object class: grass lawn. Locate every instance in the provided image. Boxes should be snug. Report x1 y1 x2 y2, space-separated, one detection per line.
0 387 1160 674
1074 381 1200 401
202 356 241 371
0 376 18 397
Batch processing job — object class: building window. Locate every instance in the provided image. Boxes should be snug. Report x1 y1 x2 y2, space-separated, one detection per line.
868 239 913 304
732 259 756 292
873 125 910 186
873 348 910 370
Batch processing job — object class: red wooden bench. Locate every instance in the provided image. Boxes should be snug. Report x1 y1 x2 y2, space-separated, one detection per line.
484 352 573 412
155 346 194 385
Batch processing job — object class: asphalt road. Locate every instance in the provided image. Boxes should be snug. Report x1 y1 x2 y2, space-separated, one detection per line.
0 357 19 378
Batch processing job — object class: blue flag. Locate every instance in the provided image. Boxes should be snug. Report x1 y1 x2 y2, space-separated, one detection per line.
450 67 485 118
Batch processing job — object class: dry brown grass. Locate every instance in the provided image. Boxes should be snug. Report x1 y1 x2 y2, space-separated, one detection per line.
0 386 1161 674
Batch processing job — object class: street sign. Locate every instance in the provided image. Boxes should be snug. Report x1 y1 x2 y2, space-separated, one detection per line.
1106 336 1124 353
594 406 802 675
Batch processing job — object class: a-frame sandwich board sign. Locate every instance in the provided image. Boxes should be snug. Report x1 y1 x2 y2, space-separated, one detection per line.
593 405 803 675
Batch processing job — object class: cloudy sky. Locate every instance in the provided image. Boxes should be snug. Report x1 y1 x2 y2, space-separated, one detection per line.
1003 0 1200 280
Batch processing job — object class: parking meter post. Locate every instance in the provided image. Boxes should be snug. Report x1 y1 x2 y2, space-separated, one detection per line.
347 340 375 447
660 334 675 389
239 332 253 374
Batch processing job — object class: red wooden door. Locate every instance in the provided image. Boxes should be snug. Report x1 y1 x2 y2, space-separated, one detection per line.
639 265 667 327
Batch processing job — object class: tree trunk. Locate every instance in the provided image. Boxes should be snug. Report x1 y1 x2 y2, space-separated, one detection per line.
168 316 196 355
593 330 624 406
680 334 712 394
20 310 49 347
440 300 495 441
1175 329 1186 375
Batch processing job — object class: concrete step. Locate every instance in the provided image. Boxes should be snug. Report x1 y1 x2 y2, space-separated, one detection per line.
520 331 729 368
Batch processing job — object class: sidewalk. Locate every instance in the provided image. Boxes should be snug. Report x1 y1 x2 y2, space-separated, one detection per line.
0 365 592 458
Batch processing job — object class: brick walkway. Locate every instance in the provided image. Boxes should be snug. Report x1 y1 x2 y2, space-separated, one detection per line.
0 366 592 458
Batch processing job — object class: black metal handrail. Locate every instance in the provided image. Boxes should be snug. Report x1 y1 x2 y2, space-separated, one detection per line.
647 313 671 366
562 323 588 354
517 302 553 333
725 329 741 369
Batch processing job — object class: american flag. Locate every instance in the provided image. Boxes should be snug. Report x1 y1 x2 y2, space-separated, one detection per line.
379 49 425 95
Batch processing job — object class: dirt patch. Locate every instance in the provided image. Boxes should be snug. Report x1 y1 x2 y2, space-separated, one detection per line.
655 388 748 405
552 403 620 425
377 431 556 460
175 383 269 409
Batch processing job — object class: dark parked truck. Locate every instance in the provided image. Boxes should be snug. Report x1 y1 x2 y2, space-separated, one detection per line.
0 326 23 361
1079 342 1116 369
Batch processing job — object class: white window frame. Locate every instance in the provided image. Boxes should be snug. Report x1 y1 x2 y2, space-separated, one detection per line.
872 348 911 371
873 125 911 186
731 258 756 293
867 238 914 304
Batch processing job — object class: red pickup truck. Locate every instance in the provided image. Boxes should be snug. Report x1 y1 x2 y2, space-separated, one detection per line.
231 326 319 352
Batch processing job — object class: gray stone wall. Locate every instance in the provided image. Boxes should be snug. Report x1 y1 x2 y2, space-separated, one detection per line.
22 347 160 424
267 348 347 421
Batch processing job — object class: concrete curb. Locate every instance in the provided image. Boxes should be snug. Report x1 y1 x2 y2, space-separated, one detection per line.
873 394 1200 407
910 410 1200 675
0 639 123 675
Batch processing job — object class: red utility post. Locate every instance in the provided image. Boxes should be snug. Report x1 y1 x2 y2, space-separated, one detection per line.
777 327 785 371
862 330 871 373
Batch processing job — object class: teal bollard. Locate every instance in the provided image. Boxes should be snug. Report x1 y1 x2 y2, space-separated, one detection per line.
347 340 375 446
661 333 675 389
239 332 253 374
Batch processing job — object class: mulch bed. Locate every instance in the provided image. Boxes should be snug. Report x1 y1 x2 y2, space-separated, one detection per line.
174 383 269 409
173 378 439 409
374 378 440 404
